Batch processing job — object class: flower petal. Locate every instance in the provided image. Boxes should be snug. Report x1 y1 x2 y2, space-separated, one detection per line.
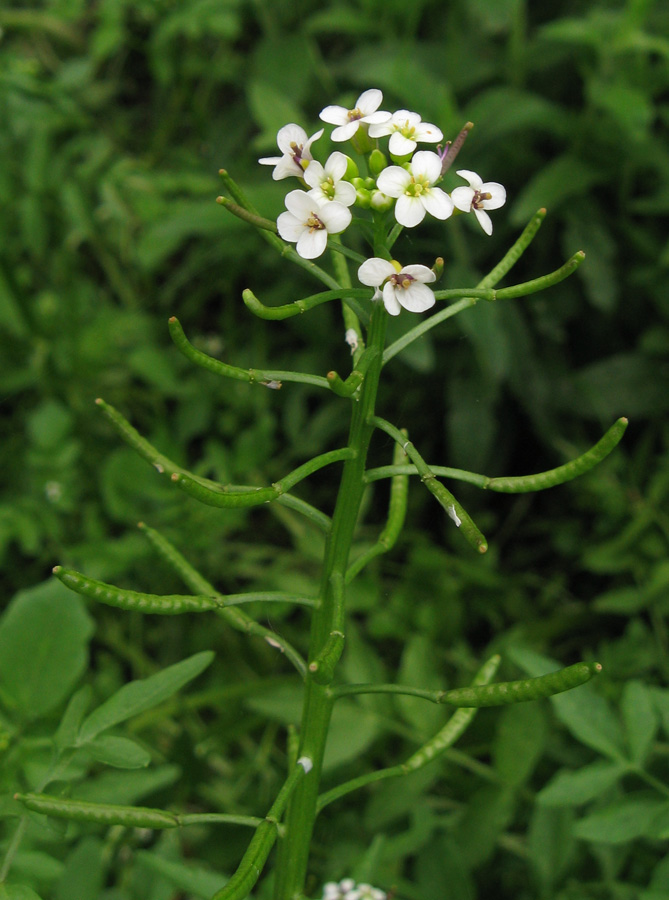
319 106 348 126
480 182 506 210
356 88 383 115
376 165 411 197
284 189 317 218
296 228 328 258
400 282 436 313
333 181 357 206
358 258 395 287
388 133 417 156
421 187 454 221
324 151 348 180
382 283 402 316
303 161 325 189
395 195 426 228
331 121 360 142
276 124 308 153
401 264 436 284
410 151 442 183
474 208 493 235
450 185 474 212
318 201 352 234
276 212 304 243
455 169 483 190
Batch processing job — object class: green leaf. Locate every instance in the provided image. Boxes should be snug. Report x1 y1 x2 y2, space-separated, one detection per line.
54 838 104 900
396 635 443 735
135 851 227 898
77 651 214 743
528 805 576 891
573 796 667 844
493 702 547 787
537 760 628 807
0 886 44 900
622 680 657 765
84 735 151 769
0 579 93 722
55 686 92 751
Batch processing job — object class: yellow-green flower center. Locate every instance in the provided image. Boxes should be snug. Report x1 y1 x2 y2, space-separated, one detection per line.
405 175 430 197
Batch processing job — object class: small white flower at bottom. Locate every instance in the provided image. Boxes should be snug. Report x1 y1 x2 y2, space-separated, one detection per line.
358 257 436 317
450 169 506 235
277 190 352 259
321 879 386 900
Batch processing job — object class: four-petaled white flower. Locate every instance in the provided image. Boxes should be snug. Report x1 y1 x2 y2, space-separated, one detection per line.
304 152 356 207
368 109 443 156
376 151 454 228
319 89 390 143
322 878 386 900
258 124 323 180
277 190 352 259
450 169 506 235
358 257 436 317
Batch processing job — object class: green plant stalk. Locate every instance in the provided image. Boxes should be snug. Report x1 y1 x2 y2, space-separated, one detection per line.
273 301 388 900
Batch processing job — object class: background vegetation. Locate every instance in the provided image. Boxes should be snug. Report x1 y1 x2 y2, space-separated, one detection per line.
1 0 668 898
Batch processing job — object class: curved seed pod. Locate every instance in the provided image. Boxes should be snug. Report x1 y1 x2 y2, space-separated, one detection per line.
441 661 602 708
211 820 277 900
327 369 364 397
494 250 586 300
53 566 220 614
137 523 308 678
16 792 179 829
168 317 255 383
95 398 179 476
171 472 279 508
486 418 628 493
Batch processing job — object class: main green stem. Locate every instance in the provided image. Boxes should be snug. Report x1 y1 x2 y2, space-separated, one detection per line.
273 303 387 900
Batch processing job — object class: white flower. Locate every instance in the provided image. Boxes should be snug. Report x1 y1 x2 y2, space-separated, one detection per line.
304 152 356 206
358 257 436 317
321 879 386 900
320 89 390 142
376 151 453 228
258 124 323 180
450 169 506 235
277 190 352 259
368 109 443 156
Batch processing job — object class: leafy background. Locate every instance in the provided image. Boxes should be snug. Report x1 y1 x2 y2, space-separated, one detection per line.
1 0 669 898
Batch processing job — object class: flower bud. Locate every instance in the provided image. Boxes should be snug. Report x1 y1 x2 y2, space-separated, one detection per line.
368 148 387 177
351 178 372 208
370 190 394 212
342 155 359 180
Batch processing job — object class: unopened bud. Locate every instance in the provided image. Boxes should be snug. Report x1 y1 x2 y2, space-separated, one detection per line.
368 148 387 177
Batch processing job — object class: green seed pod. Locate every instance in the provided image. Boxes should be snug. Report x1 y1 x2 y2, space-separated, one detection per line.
441 662 602 708
15 792 179 829
53 566 220 614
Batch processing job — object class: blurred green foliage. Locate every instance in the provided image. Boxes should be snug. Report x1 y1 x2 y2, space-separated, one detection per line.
1 0 669 898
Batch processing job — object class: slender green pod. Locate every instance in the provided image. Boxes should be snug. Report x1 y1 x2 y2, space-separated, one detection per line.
440 661 602 707
16 793 180 829
477 208 546 289
95 398 180 477
318 656 501 811
15 793 263 831
242 287 369 321
168 317 330 390
327 369 365 397
371 416 487 553
172 448 355 509
403 655 502 771
53 566 221 614
485 418 628 493
347 432 409 582
309 631 345 685
211 759 310 900
216 195 278 232
137 523 307 678
493 250 585 300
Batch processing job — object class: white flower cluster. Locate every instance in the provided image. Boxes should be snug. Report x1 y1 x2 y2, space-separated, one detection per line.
258 89 506 316
322 878 386 900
